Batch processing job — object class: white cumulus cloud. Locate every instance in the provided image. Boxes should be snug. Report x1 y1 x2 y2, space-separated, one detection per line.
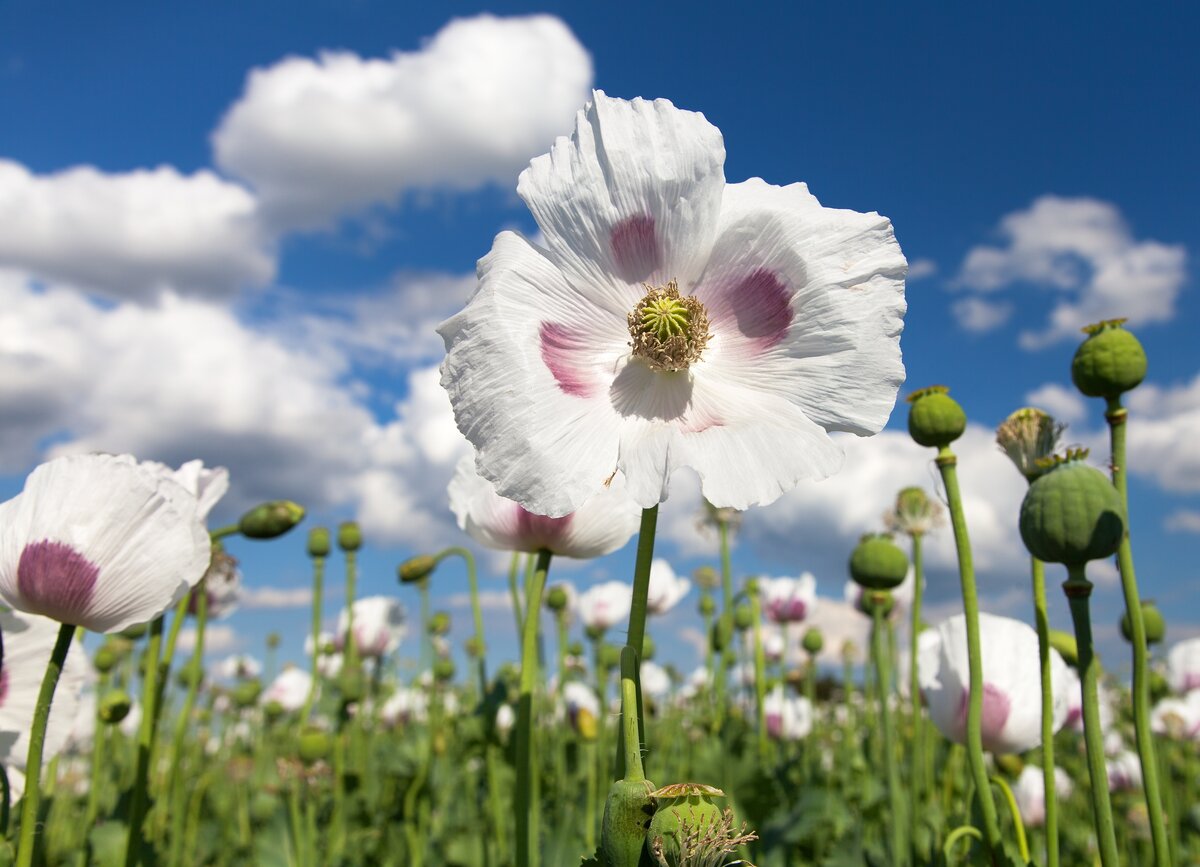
240 587 314 609
212 14 593 228
1024 383 1089 427
954 196 1186 348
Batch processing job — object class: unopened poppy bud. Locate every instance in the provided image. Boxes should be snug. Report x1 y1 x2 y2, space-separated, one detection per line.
568 640 584 658
1019 452 1124 568
98 691 132 724
642 635 656 661
744 577 760 596
994 754 1024 777
802 628 824 656
239 500 306 539
433 658 456 683
298 727 332 764
1150 669 1170 704
338 665 366 703
698 594 716 617
306 527 331 558
249 792 278 824
232 678 263 708
849 533 909 591
94 642 121 674
711 614 733 652
733 603 754 631
176 666 203 690
120 622 149 641
263 700 285 722
600 643 622 671
907 385 966 448
545 585 571 612
646 783 725 861
266 632 281 650
1121 600 1165 645
1071 319 1147 400
585 624 605 642
428 611 451 636
1048 629 1078 667
398 555 436 584
336 521 362 552
693 566 719 590
465 636 485 658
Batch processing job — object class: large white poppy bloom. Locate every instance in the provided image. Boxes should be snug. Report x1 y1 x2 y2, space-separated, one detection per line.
577 580 633 632
0 609 91 769
640 661 671 700
1150 692 1200 740
142 459 229 522
763 686 813 741
645 558 690 615
440 91 907 517
262 667 312 713
448 454 640 558
760 574 817 624
1167 637 1200 694
918 613 1073 754
0 454 212 633
337 596 406 659
1012 765 1073 828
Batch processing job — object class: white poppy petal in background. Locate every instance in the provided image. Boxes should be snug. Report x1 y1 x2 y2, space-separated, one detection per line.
645 558 690 615
640 661 671 700
1166 637 1200 694
578 581 633 633
760 574 818 624
262 667 313 713
0 454 212 633
1013 765 1073 827
337 596 406 659
216 654 262 681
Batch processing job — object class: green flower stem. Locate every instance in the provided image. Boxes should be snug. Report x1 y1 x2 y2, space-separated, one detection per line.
619 645 646 782
871 599 908 867
515 548 552 867
555 613 568 700
79 669 109 867
936 447 1003 859
486 743 508 864
909 532 926 845
508 552 524 639
166 583 208 832
302 553 325 721
702 593 714 697
584 740 597 852
749 587 768 762
622 504 659 760
1064 567 1120 867
208 524 239 541
344 548 359 670
434 547 487 694
1031 555 1060 867
1106 399 1170 867
418 578 432 674
592 636 610 794
124 614 165 867
804 652 817 774
14 622 74 867
840 651 856 770
714 516 734 729
990 774 1030 864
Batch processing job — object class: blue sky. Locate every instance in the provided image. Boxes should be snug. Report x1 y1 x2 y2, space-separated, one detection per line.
1 2 1197 679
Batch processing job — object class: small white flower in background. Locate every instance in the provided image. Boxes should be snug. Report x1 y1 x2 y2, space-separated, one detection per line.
262 667 312 713
195 549 243 620
439 91 907 518
760 574 817 624
65 692 97 752
0 454 213 633
1150 692 1200 740
217 654 262 681
1167 637 1200 694
337 596 406 659
305 630 337 657
743 622 785 663
1061 667 1117 740
645 559 690 615
379 688 429 726
1013 765 1073 827
448 454 640 558
640 661 671 700
577 581 633 633
119 701 142 739
918 612 1073 754
763 686 813 741
0 609 91 771
1107 749 1143 792
558 681 601 731
495 703 516 738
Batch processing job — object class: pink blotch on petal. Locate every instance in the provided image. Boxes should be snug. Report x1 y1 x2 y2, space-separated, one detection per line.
17 540 100 626
768 599 807 623
610 214 660 283
0 667 7 708
539 322 598 399
731 268 794 349
956 683 1012 750
515 506 574 551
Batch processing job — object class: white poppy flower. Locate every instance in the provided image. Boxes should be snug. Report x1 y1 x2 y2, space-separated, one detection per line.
640 661 671 699
760 574 817 624
262 667 312 713
645 559 690 615
1167 637 1200 694
194 549 242 620
558 681 600 731
1150 692 1200 740
0 609 91 769
337 596 406 659
379 688 428 726
577 581 633 632
439 91 907 518
448 454 640 558
495 703 516 737
142 459 229 522
1107 749 1142 792
743 622 786 663
216 654 262 681
1012 765 1073 827
763 686 813 741
918 613 1073 754
0 454 212 633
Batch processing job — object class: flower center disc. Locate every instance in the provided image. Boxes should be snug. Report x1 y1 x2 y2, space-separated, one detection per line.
627 279 711 372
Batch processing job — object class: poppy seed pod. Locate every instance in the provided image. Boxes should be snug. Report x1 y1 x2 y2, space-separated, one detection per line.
849 533 910 591
698 594 716 617
465 636 485 658
907 385 966 449
1071 319 1147 400
93 642 121 674
397 555 436 584
239 500 306 539
733 603 754 631
802 628 824 656
646 783 726 860
601 776 657 867
433 657 456 683
231 678 263 709
711 614 733 652
1019 451 1125 567
336 521 362 552
98 691 132 725
693 566 720 591
428 611 451 636
306 527 331 558
1121 600 1165 645
337 665 366 703
545 585 571 612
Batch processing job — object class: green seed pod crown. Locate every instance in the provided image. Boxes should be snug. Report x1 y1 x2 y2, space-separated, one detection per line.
239 500 306 539
906 385 967 449
646 783 726 861
433 657 456 683
1071 319 1147 399
1121 599 1166 645
398 555 436 584
545 585 570 612
428 610 451 635
306 526 331 558
336 521 362 552
802 628 824 655
1019 450 1125 567
849 533 910 591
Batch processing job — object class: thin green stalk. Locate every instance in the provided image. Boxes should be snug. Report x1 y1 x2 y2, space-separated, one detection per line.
584 740 597 852
1106 400 1170 867
990 775 1030 864
1031 555 1060 867
749 587 768 762
302 553 325 721
593 635 610 796
1064 567 1120 867
435 547 487 694
418 578 432 673
909 532 926 853
124 615 165 867
702 594 714 699
166 582 208 842
872 599 908 867
79 669 108 867
714 517 734 729
937 448 1003 860
486 744 508 863
556 613 568 700
14 622 74 867
804 652 817 775
344 548 359 670
619 645 646 782
508 551 524 639
622 504 659 765
516 548 552 867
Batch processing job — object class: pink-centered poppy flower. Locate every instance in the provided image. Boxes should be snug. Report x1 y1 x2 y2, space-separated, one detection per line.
337 596 406 659
1150 692 1200 740
577 580 633 633
918 612 1073 754
448 454 640 558
439 92 907 517
1167 637 1200 694
1013 765 1073 828
0 454 212 633
192 548 242 620
646 558 690 615
763 686 813 741
761 573 817 624
262 667 312 713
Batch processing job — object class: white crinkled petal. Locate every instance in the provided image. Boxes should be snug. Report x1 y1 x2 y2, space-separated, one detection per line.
578 580 633 631
0 454 212 633
517 90 725 312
